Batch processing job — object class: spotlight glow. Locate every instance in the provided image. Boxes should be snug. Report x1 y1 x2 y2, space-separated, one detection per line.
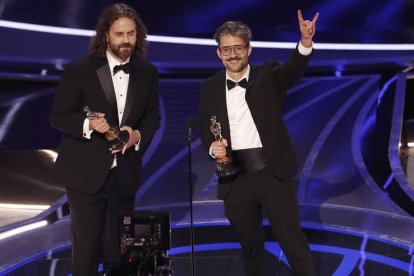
0 221 48 240
1 20 414 50
0 203 50 210
39 149 58 162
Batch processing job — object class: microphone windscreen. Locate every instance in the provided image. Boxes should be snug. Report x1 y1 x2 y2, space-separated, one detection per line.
186 117 195 129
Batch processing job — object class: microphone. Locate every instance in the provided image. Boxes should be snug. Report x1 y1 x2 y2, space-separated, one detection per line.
185 116 196 275
186 117 196 142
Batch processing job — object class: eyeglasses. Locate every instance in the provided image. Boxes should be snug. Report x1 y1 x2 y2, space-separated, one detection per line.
219 44 248 56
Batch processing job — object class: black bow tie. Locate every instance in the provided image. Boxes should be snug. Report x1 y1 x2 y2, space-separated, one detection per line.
113 63 130 75
227 78 248 90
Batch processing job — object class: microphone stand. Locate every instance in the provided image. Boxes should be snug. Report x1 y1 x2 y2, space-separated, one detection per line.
187 119 196 276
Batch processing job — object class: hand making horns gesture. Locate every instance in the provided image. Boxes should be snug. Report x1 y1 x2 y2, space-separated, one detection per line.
298 10 319 48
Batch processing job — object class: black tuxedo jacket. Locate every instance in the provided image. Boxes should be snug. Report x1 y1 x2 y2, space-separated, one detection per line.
51 55 160 196
199 49 310 189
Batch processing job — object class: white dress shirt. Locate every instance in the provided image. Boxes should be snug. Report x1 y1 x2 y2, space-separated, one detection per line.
226 65 263 150
107 52 130 124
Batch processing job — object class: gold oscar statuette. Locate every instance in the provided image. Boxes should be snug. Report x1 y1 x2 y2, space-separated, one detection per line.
84 106 129 150
210 116 238 177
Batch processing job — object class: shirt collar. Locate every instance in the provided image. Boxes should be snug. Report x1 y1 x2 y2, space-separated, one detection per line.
106 51 131 72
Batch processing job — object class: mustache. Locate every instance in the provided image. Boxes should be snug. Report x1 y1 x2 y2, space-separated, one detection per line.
226 57 242 62
119 43 133 48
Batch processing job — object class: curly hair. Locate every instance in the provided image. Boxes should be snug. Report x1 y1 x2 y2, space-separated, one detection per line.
90 3 148 57
213 21 252 46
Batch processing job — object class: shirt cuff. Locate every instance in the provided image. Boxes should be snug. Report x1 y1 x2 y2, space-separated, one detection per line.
134 130 141 151
83 118 93 139
298 41 313 56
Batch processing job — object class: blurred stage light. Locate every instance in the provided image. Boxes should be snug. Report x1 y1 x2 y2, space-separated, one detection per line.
0 221 48 240
39 149 58 162
0 203 49 210
1 20 414 50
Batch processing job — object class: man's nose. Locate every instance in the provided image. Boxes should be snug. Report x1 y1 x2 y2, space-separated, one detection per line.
229 46 240 57
122 34 129 43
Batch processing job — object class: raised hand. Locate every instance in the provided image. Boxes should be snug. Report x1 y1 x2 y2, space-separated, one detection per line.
298 10 319 48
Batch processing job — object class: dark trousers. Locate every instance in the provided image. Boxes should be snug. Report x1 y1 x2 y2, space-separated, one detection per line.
66 168 135 276
223 167 315 276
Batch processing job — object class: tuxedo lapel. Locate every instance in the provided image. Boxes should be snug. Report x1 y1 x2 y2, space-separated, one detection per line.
120 60 141 126
96 63 118 122
245 65 257 98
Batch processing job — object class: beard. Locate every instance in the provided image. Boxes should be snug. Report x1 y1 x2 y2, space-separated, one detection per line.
108 42 135 61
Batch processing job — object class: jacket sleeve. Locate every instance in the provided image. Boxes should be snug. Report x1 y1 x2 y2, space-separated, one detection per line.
50 61 88 140
199 81 215 153
272 45 312 94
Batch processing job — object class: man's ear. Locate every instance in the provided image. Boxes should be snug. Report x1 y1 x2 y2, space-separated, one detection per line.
247 45 252 57
216 48 222 60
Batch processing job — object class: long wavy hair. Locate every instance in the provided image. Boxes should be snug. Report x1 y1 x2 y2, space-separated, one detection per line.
90 3 148 57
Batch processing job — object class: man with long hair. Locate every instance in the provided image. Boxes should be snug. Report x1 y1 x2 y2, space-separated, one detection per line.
50 3 160 275
199 11 319 276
